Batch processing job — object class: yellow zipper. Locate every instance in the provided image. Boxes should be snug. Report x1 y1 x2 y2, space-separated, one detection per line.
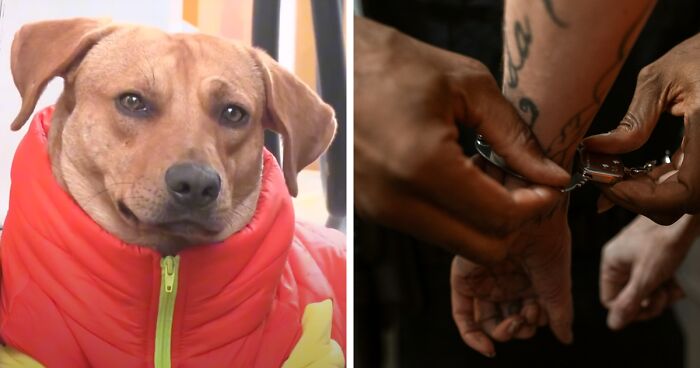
154 256 179 368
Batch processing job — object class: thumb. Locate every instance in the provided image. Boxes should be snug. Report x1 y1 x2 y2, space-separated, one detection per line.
607 266 655 330
451 76 570 187
528 247 574 344
540 282 574 344
584 67 663 154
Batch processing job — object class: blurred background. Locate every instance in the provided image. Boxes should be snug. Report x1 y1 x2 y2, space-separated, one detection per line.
0 0 346 231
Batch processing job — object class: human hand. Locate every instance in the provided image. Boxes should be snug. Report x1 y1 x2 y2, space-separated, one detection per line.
451 167 573 357
354 17 570 264
584 33 700 225
450 256 544 358
600 214 698 330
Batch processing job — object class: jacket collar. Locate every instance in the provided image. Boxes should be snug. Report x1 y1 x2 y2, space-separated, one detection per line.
3 106 296 348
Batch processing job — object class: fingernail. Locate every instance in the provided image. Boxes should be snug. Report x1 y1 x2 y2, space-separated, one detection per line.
508 319 522 334
607 313 623 330
533 186 554 198
544 159 570 180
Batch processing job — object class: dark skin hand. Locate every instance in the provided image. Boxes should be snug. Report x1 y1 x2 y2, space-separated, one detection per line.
585 32 700 225
354 17 570 264
451 161 573 358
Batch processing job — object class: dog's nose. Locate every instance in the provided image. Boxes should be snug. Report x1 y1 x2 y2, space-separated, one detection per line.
165 163 221 208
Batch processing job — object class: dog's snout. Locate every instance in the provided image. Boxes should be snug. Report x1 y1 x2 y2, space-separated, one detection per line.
165 163 221 208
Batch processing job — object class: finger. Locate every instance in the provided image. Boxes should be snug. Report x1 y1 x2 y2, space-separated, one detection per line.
636 288 669 322
540 288 574 344
607 265 659 330
657 169 679 184
451 293 495 357
367 183 511 264
522 299 540 326
451 259 497 358
599 261 630 309
477 299 522 343
513 323 537 340
583 66 663 154
451 78 570 187
514 300 539 339
500 300 523 318
528 246 574 344
607 111 700 220
599 173 688 225
595 161 677 215
421 146 562 235
667 279 686 304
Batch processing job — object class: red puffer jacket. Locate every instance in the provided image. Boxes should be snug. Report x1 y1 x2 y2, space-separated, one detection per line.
0 107 345 368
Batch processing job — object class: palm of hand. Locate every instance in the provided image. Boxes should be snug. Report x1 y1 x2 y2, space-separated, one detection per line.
451 256 542 358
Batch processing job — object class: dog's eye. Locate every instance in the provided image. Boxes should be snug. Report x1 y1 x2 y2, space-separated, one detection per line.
117 93 148 114
220 105 248 126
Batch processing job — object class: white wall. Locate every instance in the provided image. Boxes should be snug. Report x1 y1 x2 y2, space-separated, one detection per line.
0 0 184 224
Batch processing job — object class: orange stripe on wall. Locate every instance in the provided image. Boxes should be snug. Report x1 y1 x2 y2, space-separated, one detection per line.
183 0 199 26
295 0 317 92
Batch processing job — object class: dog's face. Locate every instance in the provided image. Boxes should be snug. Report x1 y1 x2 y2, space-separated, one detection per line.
10 19 336 254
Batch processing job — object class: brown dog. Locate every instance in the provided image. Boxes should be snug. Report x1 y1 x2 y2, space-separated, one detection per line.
9 18 336 255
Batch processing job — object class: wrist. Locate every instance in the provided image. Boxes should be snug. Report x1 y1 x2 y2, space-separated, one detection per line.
502 89 580 171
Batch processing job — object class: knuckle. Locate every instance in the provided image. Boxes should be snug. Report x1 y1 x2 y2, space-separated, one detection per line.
601 244 616 260
390 143 437 181
451 62 497 89
356 187 398 223
638 63 660 83
619 113 647 141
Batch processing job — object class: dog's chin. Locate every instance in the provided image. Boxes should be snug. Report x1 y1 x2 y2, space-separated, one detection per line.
116 200 229 245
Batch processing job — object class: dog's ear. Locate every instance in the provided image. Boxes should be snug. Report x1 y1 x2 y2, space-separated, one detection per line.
10 18 115 131
252 48 337 197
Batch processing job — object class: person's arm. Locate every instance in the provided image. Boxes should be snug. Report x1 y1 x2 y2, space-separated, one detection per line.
452 1 657 357
354 17 569 264
501 0 656 342
503 0 656 168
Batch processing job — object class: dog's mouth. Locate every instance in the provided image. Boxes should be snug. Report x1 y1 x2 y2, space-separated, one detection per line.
117 200 222 237
155 221 222 236
117 200 139 223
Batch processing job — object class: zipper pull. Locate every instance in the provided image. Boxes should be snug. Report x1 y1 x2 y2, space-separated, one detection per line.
163 256 176 293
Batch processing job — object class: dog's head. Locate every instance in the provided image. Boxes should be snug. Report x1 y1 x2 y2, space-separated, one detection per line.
10 18 336 253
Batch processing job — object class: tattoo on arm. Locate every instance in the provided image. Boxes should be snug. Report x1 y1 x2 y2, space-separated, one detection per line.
544 2 654 165
518 97 540 128
504 17 540 128
542 0 569 28
505 17 532 89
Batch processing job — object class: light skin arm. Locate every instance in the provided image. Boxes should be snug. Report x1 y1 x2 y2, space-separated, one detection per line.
503 0 656 167
452 0 658 357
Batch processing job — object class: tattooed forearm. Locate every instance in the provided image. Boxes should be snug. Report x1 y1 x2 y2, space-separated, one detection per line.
542 0 568 28
518 97 540 128
504 15 540 128
544 2 654 165
505 17 532 88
